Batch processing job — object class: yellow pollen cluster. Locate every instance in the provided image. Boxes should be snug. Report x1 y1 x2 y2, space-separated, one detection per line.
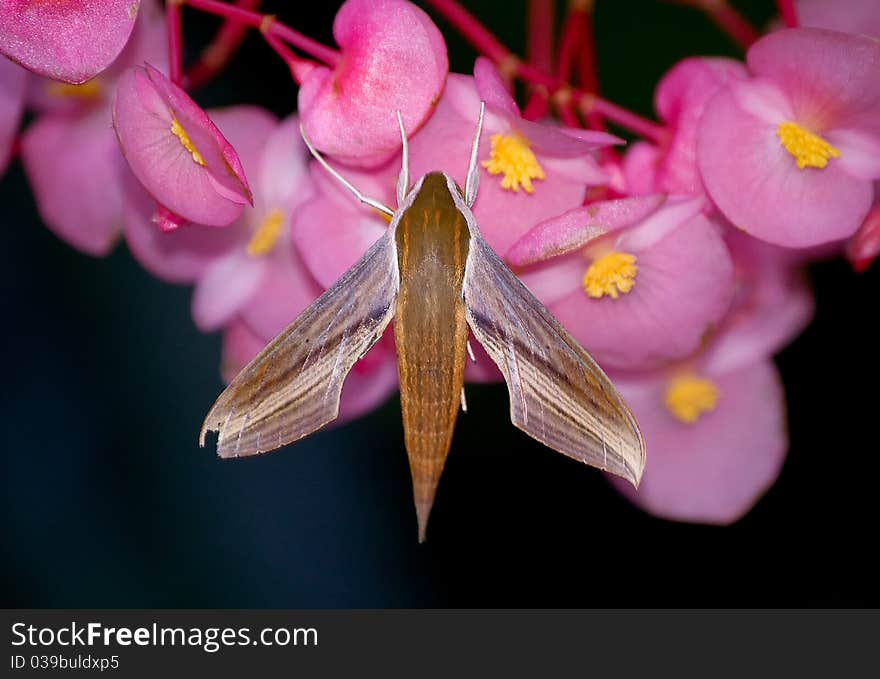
664 375 720 424
47 79 103 100
170 118 206 166
247 209 285 257
776 121 840 170
482 133 546 193
582 252 638 299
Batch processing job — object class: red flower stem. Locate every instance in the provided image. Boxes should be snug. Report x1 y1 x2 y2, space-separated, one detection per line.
262 30 316 85
557 98 581 128
422 0 509 64
527 0 555 75
166 0 184 85
776 0 798 27
182 0 341 66
184 0 261 90
522 89 549 121
679 0 760 49
424 0 666 142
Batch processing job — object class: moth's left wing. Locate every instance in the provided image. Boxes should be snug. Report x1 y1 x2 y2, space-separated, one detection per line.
200 228 399 458
462 234 646 486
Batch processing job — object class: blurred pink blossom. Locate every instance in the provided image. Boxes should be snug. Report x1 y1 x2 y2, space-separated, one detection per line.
0 0 140 83
20 0 166 256
298 0 449 167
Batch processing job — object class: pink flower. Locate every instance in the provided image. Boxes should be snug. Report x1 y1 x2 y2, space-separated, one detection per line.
124 107 320 336
508 195 735 371
113 63 252 228
697 28 880 248
606 230 811 523
298 0 448 167
0 0 140 83
0 56 26 176
222 318 400 426
622 57 747 197
610 358 787 524
407 60 617 255
19 0 166 256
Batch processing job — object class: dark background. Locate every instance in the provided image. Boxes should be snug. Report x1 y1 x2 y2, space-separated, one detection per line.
3 0 878 607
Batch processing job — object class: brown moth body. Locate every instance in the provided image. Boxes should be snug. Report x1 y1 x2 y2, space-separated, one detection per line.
394 173 470 541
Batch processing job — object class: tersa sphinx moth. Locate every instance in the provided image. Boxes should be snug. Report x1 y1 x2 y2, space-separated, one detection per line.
201 105 646 541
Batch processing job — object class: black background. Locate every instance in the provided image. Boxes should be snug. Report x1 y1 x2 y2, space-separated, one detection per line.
3 0 878 607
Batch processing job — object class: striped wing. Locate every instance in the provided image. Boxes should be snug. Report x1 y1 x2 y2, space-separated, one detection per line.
462 234 646 486
200 228 399 458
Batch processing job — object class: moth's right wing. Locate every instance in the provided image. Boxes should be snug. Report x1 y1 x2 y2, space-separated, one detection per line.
462 234 646 486
200 228 399 458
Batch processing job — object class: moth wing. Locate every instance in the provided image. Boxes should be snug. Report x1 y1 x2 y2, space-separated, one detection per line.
462 234 646 486
200 228 399 458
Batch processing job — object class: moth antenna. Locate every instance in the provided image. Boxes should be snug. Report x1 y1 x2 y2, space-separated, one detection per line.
464 101 485 208
396 110 409 207
466 340 476 363
460 387 468 414
299 123 394 217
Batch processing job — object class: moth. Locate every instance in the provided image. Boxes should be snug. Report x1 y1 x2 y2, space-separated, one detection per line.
200 105 646 541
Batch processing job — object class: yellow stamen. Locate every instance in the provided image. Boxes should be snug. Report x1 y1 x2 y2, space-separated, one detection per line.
246 209 285 257
776 121 840 170
481 133 546 193
664 374 720 424
170 118 206 166
582 251 638 299
46 79 102 100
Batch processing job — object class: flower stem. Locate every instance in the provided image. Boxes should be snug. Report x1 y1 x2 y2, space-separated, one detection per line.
422 0 510 64
166 0 184 85
262 29 317 85
776 0 799 28
182 0 341 66
527 0 555 75
675 0 760 49
185 0 261 90
424 0 667 142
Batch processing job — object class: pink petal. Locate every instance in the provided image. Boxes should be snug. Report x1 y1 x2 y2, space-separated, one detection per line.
697 87 873 247
239 247 324 340
0 57 27 174
0 0 139 83
473 56 520 119
192 251 266 332
621 141 661 195
611 359 787 524
548 215 735 371
827 127 880 179
797 0 880 38
507 194 667 266
653 57 748 195
519 118 621 157
703 231 814 374
257 114 314 212
291 160 391 288
747 28 880 132
113 64 252 226
298 0 448 167
21 109 124 256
